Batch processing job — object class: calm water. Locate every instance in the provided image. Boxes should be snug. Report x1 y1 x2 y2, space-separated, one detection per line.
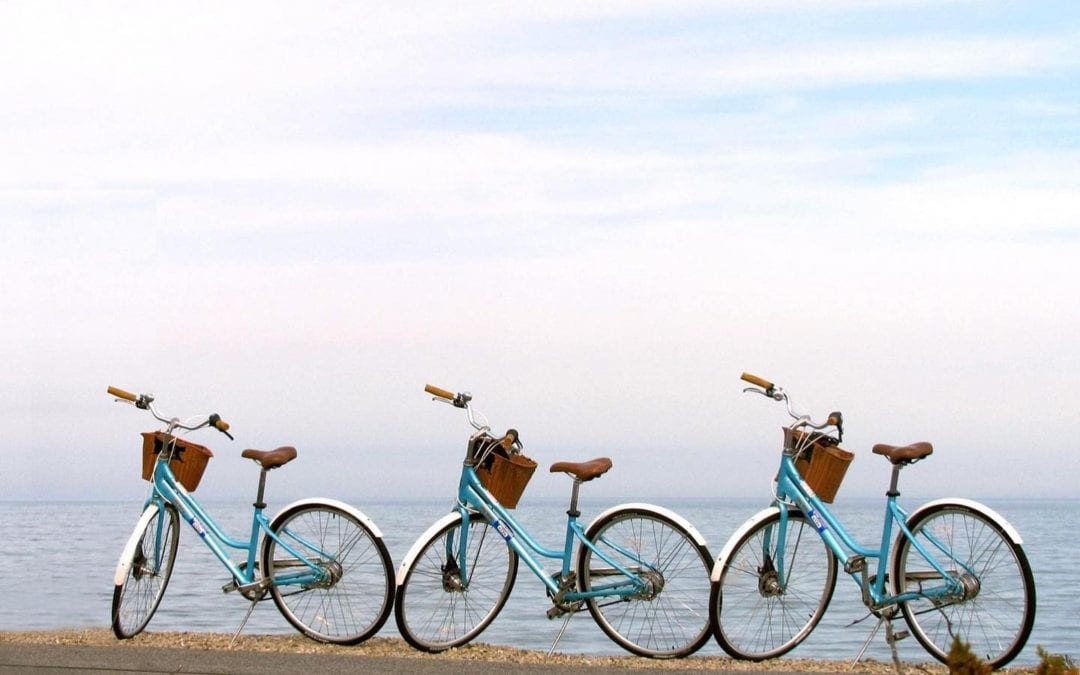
1 496 1074 665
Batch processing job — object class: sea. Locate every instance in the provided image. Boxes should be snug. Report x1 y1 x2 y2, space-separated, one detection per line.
1 496 1075 666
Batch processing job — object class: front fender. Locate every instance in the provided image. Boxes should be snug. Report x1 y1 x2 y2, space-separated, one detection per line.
114 503 161 586
710 506 784 583
395 511 465 587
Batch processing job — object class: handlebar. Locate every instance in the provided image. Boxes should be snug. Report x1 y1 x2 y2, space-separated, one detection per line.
107 385 138 403
740 372 775 392
425 383 521 450
424 384 456 401
740 373 843 439
107 385 234 440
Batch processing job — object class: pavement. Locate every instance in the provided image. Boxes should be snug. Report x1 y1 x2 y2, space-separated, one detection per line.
0 642 756 675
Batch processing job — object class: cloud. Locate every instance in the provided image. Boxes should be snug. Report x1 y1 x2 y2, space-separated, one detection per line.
2 2 1078 502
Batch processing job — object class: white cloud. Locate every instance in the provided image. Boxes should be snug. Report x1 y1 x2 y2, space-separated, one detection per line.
2 1 1078 503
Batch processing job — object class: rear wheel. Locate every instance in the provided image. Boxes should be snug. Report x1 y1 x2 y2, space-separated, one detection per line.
394 512 517 652
894 503 1035 669
112 503 179 638
577 508 713 658
263 503 394 645
710 509 837 660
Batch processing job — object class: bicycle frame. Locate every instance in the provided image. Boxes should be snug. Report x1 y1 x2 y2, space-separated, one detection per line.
770 450 966 609
449 463 651 603
145 447 330 593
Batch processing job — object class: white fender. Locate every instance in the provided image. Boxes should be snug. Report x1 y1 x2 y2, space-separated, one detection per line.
710 506 783 583
887 497 1024 592
585 502 709 550
114 503 162 586
396 511 465 587
900 498 1022 544
264 498 385 574
267 497 385 539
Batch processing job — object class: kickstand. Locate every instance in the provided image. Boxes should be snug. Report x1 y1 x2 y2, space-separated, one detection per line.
851 608 906 674
229 592 264 649
852 614 885 668
548 611 574 656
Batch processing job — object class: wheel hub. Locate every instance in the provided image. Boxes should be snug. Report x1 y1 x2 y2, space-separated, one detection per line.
633 569 665 601
131 544 149 580
442 560 465 592
757 556 783 597
954 571 981 601
315 559 344 588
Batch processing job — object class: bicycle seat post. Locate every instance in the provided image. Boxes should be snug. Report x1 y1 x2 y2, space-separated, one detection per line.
567 479 582 519
887 464 902 498
254 468 269 510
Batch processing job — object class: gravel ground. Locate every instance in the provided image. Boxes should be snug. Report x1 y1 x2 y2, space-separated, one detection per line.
0 629 1001 673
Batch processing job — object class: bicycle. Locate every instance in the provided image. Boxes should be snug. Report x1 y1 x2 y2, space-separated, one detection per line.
708 373 1035 669
107 386 395 644
393 385 714 658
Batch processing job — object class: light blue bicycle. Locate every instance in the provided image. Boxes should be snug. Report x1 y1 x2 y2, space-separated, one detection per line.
107 386 395 644
709 374 1035 669
393 385 714 658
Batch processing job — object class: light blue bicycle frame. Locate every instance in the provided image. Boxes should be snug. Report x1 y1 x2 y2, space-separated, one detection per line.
447 462 651 602
769 449 967 608
144 442 331 592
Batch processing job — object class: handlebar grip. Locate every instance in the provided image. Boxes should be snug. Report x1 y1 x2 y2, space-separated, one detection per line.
107 386 138 402
740 372 775 390
425 384 456 401
212 416 230 432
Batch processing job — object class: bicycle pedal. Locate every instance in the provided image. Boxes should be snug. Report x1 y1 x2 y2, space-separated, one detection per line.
887 629 909 643
546 602 582 620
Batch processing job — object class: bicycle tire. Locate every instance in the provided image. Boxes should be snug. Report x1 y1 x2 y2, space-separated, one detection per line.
893 501 1035 669
111 502 179 639
710 508 837 660
577 506 713 658
394 511 518 652
263 501 394 645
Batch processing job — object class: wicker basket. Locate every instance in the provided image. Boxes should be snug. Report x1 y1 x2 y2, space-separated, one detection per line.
790 430 853 503
141 432 214 492
477 447 537 509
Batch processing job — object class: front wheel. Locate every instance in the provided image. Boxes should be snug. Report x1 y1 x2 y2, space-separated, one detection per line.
262 502 394 645
394 511 518 652
710 508 838 660
893 502 1035 669
112 503 179 639
577 507 713 658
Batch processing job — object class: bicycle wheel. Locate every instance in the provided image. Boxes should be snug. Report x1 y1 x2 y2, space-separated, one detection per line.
710 508 837 660
577 507 713 658
394 511 518 652
263 502 394 645
893 502 1035 669
112 503 179 639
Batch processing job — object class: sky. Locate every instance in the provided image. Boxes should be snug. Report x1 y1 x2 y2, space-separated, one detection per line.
2 1 1078 505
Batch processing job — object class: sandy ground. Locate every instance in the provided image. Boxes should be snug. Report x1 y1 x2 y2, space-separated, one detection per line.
0 629 994 673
